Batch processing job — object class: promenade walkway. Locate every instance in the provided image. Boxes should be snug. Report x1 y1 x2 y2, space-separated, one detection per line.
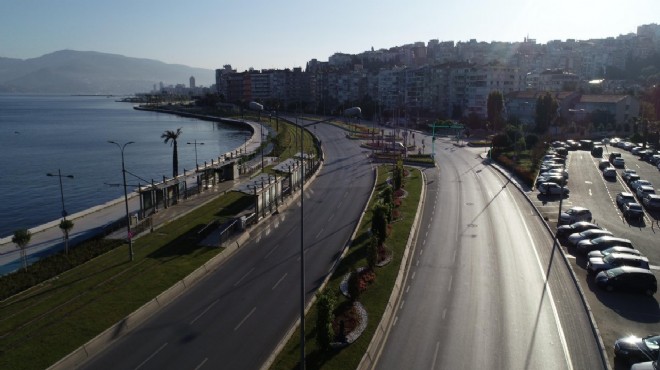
0 120 269 275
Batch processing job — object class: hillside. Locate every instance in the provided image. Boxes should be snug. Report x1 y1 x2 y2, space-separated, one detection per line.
0 50 215 94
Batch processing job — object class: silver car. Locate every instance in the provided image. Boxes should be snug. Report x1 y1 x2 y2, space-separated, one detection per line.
567 229 613 247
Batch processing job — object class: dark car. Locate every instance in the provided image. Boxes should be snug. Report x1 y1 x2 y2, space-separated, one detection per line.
643 194 660 211
623 202 645 220
576 236 634 254
595 266 657 295
556 221 601 239
591 146 603 157
598 159 610 170
609 152 622 163
614 334 660 365
617 192 637 208
588 246 642 259
587 253 650 275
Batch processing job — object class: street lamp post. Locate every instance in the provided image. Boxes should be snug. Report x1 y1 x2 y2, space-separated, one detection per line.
47 169 74 252
187 140 204 170
108 140 135 261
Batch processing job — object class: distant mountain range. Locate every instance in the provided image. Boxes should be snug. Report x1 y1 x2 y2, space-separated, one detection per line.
0 50 215 94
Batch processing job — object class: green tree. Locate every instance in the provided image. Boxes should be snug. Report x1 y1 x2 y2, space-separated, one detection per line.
487 91 505 131
59 219 74 254
367 234 379 270
371 204 389 246
534 93 558 134
316 289 336 349
12 229 31 271
161 128 183 178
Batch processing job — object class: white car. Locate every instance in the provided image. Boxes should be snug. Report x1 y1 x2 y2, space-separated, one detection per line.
559 206 592 224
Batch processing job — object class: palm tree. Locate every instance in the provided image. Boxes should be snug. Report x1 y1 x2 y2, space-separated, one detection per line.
12 229 31 271
161 128 183 178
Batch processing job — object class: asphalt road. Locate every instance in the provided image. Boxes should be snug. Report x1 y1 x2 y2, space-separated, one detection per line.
375 137 604 369
79 120 375 369
528 144 660 368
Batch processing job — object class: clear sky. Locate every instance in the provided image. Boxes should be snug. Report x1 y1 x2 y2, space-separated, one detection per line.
1 0 658 79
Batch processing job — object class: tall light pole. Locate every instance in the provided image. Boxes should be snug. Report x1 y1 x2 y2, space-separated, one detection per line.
187 140 204 170
298 115 306 370
108 140 135 261
47 169 74 253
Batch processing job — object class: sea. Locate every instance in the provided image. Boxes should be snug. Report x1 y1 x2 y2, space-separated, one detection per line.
0 94 250 238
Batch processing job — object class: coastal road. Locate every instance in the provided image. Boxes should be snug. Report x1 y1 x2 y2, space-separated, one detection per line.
80 119 375 369
374 137 604 369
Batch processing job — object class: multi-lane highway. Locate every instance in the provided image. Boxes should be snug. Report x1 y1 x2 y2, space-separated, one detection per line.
80 120 375 369
374 137 604 369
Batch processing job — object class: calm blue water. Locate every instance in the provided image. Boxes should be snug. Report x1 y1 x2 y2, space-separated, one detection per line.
0 95 249 238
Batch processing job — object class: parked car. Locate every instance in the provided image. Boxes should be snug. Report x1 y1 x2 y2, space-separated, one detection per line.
557 221 601 239
559 206 592 224
535 175 566 187
587 253 650 275
576 236 634 254
538 182 569 196
616 192 637 208
602 167 617 179
626 174 641 185
598 159 610 169
612 157 626 167
614 334 660 365
623 202 645 221
591 146 603 157
567 229 613 247
637 185 656 200
588 246 642 259
609 152 622 163
631 179 653 191
622 169 637 181
643 194 660 211
540 169 569 179
595 266 657 295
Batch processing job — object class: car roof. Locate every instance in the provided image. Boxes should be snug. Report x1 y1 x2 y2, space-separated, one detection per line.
618 192 634 197
601 246 640 255
604 253 649 262
592 236 631 243
567 206 589 212
646 194 660 200
608 265 655 275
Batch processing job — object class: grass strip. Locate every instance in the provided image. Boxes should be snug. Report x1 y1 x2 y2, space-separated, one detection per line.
270 165 422 370
0 191 251 370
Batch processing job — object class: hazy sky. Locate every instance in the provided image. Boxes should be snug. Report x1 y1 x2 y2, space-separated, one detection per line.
1 0 658 75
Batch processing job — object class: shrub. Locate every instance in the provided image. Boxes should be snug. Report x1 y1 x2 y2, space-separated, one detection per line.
316 289 336 350
347 269 361 301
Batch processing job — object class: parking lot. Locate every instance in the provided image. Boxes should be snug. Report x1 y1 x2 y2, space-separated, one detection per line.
529 141 660 368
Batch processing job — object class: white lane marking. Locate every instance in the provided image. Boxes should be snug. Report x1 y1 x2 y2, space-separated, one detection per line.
328 213 335 221
406 285 410 293
448 275 453 292
193 358 208 370
411 271 416 280
651 265 660 271
134 342 168 370
431 341 441 370
589 189 592 196
272 273 287 290
517 201 574 370
442 308 447 320
393 315 399 327
234 307 256 331
316 228 324 239
190 299 219 325
264 243 280 259
234 267 255 287
400 300 405 310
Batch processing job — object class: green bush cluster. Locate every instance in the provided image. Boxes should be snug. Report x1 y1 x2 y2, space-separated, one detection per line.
0 238 123 301
316 289 336 350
